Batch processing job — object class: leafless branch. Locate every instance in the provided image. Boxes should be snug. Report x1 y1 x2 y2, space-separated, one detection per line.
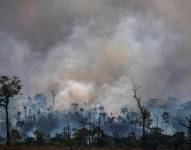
178 119 189 129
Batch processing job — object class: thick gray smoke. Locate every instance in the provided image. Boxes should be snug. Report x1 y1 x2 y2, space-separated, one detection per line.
0 0 191 115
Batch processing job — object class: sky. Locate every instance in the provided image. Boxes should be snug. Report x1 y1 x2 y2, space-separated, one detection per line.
0 0 191 114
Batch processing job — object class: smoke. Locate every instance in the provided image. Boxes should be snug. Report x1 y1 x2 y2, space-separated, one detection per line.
55 80 95 111
0 0 191 115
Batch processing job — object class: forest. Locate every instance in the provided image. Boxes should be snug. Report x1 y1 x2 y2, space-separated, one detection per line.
0 75 191 150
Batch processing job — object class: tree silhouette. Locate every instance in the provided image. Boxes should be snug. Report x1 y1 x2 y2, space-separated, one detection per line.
33 130 45 145
97 113 101 146
17 111 21 122
88 111 91 146
162 112 170 134
23 104 27 121
51 90 56 112
178 115 191 150
132 84 150 149
0 76 21 145
11 129 21 145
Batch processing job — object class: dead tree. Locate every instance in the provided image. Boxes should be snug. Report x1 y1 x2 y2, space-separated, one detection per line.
132 84 149 148
51 90 56 112
17 111 21 122
23 104 27 121
179 115 191 150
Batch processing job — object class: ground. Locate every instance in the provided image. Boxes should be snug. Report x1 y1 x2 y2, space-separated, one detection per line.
0 146 138 150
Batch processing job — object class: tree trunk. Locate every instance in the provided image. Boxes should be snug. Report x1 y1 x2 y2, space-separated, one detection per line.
143 117 145 137
189 129 191 150
97 116 101 147
5 106 10 145
67 124 72 150
142 116 146 149
88 112 91 147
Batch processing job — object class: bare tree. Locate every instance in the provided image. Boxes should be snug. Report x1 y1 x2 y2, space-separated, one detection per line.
51 90 56 112
23 104 27 121
0 76 21 145
178 115 191 150
132 84 150 148
17 111 21 122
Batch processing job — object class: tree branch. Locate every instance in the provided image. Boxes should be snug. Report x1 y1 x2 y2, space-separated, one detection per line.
132 84 144 114
186 116 190 123
178 119 189 129
0 103 6 107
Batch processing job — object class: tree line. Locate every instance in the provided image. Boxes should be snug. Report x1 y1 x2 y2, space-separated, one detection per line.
0 75 191 150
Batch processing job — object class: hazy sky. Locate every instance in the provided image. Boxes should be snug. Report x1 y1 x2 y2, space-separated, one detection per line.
0 0 191 114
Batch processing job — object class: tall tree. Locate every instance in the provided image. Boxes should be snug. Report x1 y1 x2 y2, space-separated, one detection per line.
132 84 150 148
0 76 21 145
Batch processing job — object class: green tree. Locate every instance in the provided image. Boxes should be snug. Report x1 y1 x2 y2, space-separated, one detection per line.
0 76 21 145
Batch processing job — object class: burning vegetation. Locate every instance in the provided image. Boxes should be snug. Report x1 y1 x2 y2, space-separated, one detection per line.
0 75 191 150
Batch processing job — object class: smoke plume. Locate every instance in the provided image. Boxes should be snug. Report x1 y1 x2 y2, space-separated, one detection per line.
0 0 191 115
